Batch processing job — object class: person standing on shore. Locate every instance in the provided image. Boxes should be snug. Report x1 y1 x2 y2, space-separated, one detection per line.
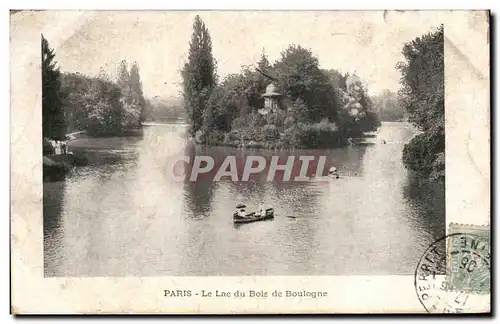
54 140 61 155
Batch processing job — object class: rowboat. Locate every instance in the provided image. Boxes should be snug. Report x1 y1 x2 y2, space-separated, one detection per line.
233 208 274 224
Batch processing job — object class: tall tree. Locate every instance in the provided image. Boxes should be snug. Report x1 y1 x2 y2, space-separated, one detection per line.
116 60 142 128
257 49 271 72
254 50 273 112
397 25 444 134
130 62 146 124
397 25 444 180
42 34 66 140
181 15 217 136
116 60 130 90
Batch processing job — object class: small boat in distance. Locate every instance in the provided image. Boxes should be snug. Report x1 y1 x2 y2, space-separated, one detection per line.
233 208 275 224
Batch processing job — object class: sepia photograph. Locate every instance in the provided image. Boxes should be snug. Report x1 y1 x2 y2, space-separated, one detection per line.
41 11 446 277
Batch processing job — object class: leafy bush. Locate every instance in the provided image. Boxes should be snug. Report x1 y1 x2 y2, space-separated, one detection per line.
299 120 342 148
283 116 295 129
402 132 444 179
281 119 342 148
245 112 266 128
281 125 300 148
43 138 55 155
430 152 445 181
266 112 279 126
396 26 444 182
206 129 225 145
262 124 279 141
231 117 246 130
224 130 240 143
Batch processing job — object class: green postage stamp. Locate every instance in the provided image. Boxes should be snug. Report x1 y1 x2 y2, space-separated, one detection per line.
446 223 491 294
415 223 490 313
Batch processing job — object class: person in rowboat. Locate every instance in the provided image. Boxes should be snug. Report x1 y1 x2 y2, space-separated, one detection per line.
236 203 248 218
328 166 340 179
258 204 265 217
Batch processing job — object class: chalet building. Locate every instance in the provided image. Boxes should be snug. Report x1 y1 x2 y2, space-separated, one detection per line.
258 83 283 115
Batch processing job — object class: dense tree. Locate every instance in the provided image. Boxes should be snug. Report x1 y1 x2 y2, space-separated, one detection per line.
83 73 123 136
402 132 444 179
42 35 66 140
324 69 347 92
345 73 380 132
115 60 144 128
273 45 339 122
224 68 264 114
256 49 272 91
43 45 146 138
181 34 380 148
397 25 444 134
322 71 381 136
181 15 217 136
130 62 146 124
116 60 130 90
397 25 444 180
200 64 270 140
60 69 143 137
60 72 93 132
205 84 234 132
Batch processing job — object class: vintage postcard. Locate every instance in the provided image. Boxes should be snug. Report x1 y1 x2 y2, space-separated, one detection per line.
10 10 490 314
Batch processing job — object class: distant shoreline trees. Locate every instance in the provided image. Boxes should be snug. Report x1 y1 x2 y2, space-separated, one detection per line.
181 16 381 149
372 89 405 122
142 97 185 122
397 25 444 181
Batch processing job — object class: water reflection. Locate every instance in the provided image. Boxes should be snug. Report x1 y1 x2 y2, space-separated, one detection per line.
43 122 445 276
43 180 66 277
403 175 446 248
183 144 217 218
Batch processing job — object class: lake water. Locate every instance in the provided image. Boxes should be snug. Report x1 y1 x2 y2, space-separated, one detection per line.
43 122 445 276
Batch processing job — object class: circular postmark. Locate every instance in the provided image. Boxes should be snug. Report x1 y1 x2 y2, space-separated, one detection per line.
414 233 490 313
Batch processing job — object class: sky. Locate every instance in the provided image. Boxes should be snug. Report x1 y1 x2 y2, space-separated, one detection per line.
53 11 442 98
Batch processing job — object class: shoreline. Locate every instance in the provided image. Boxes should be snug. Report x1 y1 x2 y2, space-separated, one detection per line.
62 122 394 152
189 133 380 150
43 128 144 181
191 140 350 150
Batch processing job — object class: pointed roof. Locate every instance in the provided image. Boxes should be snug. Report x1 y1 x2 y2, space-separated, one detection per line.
262 83 281 97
